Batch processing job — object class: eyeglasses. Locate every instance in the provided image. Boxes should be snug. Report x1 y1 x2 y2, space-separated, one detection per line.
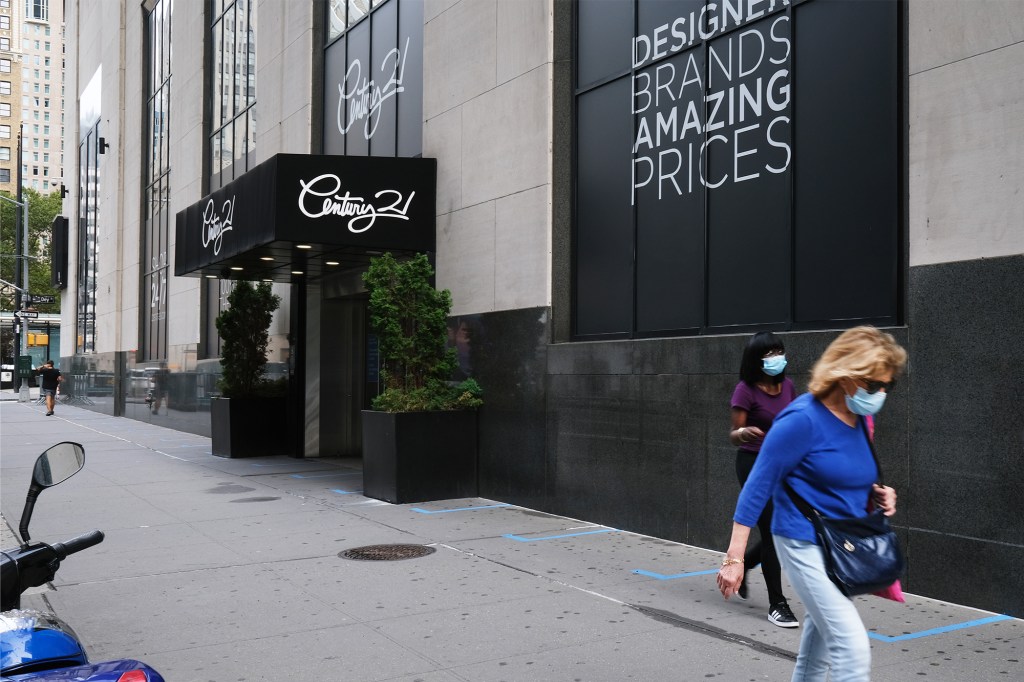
860 378 896 394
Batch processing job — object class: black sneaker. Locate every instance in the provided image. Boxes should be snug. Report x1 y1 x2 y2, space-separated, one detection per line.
768 603 799 628
45 411 54 416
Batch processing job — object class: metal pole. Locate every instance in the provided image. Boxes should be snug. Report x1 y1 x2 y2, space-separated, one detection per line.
16 126 30 401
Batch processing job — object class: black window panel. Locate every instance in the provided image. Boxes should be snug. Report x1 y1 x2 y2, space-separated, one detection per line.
576 79 634 337
369 0 397 157
793 0 899 324
323 35 347 155
634 48 706 334
706 14 792 329
577 0 633 89
344 21 371 157
396 0 422 157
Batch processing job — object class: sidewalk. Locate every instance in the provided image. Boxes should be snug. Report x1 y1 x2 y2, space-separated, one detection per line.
1 400 1019 681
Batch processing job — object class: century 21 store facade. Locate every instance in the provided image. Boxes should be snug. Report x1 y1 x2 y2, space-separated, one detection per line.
61 1 1024 617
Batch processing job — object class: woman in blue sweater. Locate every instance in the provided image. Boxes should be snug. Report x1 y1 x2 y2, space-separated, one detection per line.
717 326 907 682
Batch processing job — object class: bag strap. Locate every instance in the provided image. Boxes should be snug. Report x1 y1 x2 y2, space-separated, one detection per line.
859 416 884 485
784 416 882 520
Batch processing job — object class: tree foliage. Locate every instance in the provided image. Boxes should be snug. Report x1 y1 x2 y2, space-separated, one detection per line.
214 281 282 398
363 253 482 412
0 188 63 313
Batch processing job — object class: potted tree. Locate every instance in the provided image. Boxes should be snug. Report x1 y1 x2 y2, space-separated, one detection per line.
361 253 482 503
210 281 288 457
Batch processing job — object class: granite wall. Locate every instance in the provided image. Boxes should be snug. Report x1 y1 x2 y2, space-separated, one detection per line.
469 255 1022 617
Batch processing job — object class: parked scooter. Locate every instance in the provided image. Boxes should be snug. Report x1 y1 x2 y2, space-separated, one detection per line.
1 442 165 681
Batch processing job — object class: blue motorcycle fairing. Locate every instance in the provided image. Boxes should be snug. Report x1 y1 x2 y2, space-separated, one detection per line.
1 611 87 674
2 658 166 681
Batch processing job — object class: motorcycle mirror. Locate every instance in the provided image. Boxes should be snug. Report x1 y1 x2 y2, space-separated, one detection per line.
18 442 86 545
32 442 86 488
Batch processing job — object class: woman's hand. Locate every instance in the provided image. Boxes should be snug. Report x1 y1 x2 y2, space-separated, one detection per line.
740 426 765 444
872 484 897 516
717 561 745 599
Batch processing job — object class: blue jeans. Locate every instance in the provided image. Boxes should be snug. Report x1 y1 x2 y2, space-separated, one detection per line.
775 535 871 682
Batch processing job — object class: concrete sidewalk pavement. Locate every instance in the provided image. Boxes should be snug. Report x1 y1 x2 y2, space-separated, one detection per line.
1 400 1020 681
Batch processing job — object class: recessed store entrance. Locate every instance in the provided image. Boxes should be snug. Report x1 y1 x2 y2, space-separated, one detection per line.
319 295 378 457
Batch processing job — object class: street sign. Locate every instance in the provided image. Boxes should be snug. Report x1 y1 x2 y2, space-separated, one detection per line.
29 294 56 304
14 310 39 319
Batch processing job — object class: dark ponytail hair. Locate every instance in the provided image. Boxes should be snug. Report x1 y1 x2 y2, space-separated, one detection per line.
740 332 786 386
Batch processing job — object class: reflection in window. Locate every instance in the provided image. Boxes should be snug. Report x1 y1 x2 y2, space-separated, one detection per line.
77 128 99 353
142 0 171 361
209 0 256 188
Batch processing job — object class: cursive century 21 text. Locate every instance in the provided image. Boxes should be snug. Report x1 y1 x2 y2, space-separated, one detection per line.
298 174 414 233
201 196 235 256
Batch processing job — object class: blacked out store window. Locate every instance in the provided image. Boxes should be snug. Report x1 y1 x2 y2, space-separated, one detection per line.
573 0 901 339
142 0 171 361
77 126 99 353
323 0 423 158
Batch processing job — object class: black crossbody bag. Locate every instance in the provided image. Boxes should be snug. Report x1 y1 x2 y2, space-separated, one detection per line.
783 418 905 597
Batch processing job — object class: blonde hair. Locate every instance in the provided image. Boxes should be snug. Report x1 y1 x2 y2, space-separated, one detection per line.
808 326 908 398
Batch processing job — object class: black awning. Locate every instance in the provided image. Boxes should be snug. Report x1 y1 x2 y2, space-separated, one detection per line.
174 154 436 282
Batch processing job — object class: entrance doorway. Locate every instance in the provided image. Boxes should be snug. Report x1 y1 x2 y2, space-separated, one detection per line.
319 296 378 457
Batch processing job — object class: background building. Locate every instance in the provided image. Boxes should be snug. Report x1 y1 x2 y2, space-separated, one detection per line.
0 0 24 192
60 0 1024 619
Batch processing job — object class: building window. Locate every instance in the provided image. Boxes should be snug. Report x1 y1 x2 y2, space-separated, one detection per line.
25 0 48 22
0 38 8 51
0 103 9 117
0 125 9 138
0 147 8 160
209 0 257 188
0 81 9 95
0 60 10 73
0 169 9 183
78 127 101 353
143 0 172 361
0 16 9 30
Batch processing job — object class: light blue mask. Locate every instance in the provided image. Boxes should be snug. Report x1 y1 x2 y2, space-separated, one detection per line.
762 355 787 376
844 386 887 416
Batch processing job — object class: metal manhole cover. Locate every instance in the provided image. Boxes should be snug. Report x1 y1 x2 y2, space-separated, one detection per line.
339 544 436 561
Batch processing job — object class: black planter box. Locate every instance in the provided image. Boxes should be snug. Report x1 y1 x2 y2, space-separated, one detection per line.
361 410 478 504
211 396 290 457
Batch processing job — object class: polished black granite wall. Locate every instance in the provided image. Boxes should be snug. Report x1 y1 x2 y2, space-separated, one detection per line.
904 254 1024 617
469 256 1023 617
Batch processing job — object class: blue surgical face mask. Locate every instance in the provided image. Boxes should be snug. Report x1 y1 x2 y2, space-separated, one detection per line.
762 354 787 376
844 386 887 416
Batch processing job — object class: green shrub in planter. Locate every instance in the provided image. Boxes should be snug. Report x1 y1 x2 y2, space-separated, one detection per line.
215 281 282 398
363 253 483 412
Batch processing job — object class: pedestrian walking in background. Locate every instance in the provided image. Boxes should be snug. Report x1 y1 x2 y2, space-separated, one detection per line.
729 331 799 628
718 326 906 682
34 360 62 416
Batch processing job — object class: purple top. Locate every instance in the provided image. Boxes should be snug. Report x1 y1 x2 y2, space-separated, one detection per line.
730 377 797 454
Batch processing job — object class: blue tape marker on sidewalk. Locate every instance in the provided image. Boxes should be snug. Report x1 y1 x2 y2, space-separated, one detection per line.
411 504 512 514
633 568 720 580
504 529 616 542
331 488 363 495
868 614 1013 642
